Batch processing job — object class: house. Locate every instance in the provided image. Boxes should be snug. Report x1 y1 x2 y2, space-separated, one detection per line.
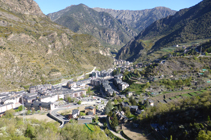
135 109 144 115
92 71 100 78
127 92 133 97
148 99 154 106
0 102 16 114
121 102 130 108
119 95 126 99
113 78 122 86
130 106 138 113
29 86 36 93
85 106 96 115
72 109 80 118
114 74 123 80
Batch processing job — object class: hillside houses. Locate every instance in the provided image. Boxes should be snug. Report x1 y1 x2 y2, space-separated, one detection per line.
0 91 26 115
113 78 129 91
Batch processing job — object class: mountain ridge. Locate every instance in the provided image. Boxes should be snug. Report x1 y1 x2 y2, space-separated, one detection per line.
93 6 176 33
48 4 137 48
116 0 211 61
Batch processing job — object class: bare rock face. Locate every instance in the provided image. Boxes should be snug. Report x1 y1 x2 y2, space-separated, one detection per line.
0 0 44 16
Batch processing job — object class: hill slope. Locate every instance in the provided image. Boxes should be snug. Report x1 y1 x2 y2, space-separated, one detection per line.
0 0 113 92
93 7 176 33
117 0 211 61
48 4 137 48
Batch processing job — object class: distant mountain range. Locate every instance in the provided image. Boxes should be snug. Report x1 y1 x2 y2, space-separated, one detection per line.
48 4 176 49
93 7 176 33
117 0 211 61
0 0 112 91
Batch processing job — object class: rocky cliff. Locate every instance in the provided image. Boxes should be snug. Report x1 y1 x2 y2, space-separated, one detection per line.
0 0 113 92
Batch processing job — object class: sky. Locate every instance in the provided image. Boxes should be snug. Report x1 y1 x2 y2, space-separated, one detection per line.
34 0 203 15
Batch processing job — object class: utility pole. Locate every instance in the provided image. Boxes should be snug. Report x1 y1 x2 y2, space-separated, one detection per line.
200 46 202 55
22 96 25 124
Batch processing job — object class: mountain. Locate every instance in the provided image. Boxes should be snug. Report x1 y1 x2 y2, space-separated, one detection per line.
117 0 211 61
93 7 176 33
0 0 113 92
48 4 137 48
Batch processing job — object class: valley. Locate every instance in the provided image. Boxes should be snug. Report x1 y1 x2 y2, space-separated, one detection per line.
0 0 211 140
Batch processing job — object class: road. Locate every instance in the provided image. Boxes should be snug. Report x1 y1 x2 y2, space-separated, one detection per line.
49 96 108 128
54 66 96 87
49 103 84 128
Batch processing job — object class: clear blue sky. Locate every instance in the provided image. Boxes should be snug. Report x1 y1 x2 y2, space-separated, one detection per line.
34 0 202 15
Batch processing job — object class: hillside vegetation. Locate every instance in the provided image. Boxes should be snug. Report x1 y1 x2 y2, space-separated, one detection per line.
0 117 108 140
0 0 113 92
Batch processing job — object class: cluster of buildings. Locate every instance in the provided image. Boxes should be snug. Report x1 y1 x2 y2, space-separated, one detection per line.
114 60 131 67
91 70 111 78
0 82 88 115
113 75 129 91
0 91 26 116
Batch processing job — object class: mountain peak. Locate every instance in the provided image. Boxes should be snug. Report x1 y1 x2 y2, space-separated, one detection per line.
0 0 44 16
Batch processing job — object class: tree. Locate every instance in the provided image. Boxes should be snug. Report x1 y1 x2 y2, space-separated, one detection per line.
94 115 99 123
205 52 208 56
118 105 122 112
80 112 86 116
111 114 119 129
27 110 31 115
67 97 72 103
87 87 91 94
77 100 81 105
124 107 131 118
114 99 118 105
4 109 15 118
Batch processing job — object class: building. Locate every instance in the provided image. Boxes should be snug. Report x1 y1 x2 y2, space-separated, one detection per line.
72 109 80 118
66 81 77 89
38 94 58 103
64 90 86 98
130 106 138 113
127 92 133 97
118 82 129 91
24 101 55 111
91 78 102 86
85 106 96 115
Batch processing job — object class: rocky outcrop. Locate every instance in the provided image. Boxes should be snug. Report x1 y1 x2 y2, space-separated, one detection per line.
0 0 44 16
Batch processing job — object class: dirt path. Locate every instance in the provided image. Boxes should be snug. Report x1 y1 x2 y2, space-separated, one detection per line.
17 114 56 123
